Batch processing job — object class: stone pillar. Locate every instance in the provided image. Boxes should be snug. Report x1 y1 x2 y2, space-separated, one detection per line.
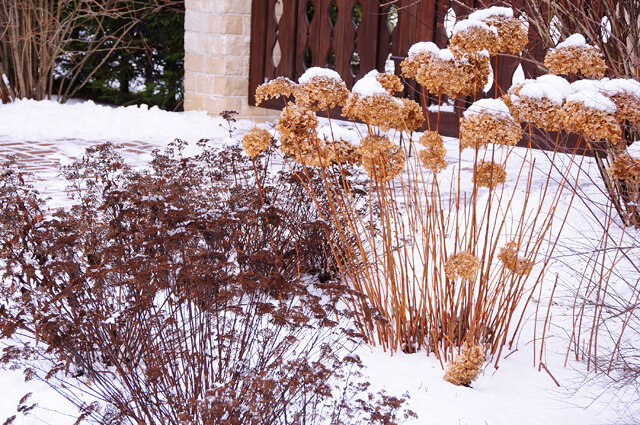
184 0 278 120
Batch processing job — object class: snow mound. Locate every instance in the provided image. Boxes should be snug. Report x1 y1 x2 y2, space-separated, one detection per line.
452 19 498 35
299 67 343 84
464 98 512 119
408 41 440 58
556 33 588 49
352 72 388 97
468 6 514 21
566 90 617 112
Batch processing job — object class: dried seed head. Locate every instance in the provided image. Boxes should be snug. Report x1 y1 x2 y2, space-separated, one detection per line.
418 131 447 174
276 104 332 166
544 35 607 79
400 42 441 80
460 99 521 150
444 251 480 281
498 240 534 276
506 78 573 131
609 155 640 183
473 160 506 189
329 140 362 166
242 128 272 158
342 93 404 132
444 341 486 386
609 92 640 128
483 15 528 55
255 77 298 105
561 92 621 142
294 76 350 111
415 51 491 98
377 73 404 94
358 135 406 182
392 98 425 132
450 20 500 58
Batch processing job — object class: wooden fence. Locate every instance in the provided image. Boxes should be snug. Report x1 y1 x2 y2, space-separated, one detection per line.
248 0 549 137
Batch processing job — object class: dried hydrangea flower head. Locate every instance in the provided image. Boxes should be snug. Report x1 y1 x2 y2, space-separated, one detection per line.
599 78 640 128
460 98 521 150
242 128 272 159
498 240 534 276
444 251 480 281
276 103 332 166
358 135 406 182
443 341 485 386
450 19 500 59
326 139 362 166
468 7 528 55
609 155 640 183
376 72 404 94
393 98 425 132
255 76 298 105
294 67 350 111
506 75 575 131
400 41 440 80
418 131 447 174
342 71 404 131
544 34 607 79
561 90 621 143
415 47 491 98
474 160 507 189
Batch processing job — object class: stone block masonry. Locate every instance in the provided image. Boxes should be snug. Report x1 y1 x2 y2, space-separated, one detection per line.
184 0 279 121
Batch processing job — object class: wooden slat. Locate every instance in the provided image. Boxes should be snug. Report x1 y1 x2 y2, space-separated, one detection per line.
275 0 299 78
264 0 279 80
354 0 381 79
248 0 269 105
332 0 358 85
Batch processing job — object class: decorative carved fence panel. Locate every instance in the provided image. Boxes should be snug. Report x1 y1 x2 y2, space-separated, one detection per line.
249 0 547 137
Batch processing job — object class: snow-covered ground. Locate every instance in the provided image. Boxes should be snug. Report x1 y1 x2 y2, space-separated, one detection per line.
0 99 636 425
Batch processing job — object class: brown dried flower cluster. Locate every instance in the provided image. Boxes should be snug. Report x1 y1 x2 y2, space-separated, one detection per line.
444 251 480 281
377 73 404 94
450 26 499 58
505 87 564 131
561 101 621 143
418 131 447 174
609 155 640 183
294 76 350 111
342 93 403 132
483 15 528 55
444 341 486 386
329 140 362 166
474 160 506 189
358 135 406 182
415 55 491 98
276 104 332 166
242 128 272 158
394 98 425 132
497 240 534 276
610 93 640 128
460 113 521 150
255 77 298 105
544 46 607 79
400 51 434 80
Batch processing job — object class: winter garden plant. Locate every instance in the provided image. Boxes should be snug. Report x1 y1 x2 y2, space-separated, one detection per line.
251 5 640 386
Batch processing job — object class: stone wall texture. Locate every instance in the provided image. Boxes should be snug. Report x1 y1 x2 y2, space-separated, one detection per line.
184 0 278 120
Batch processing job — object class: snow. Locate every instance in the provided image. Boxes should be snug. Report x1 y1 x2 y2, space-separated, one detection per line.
516 81 566 105
452 19 498 35
468 6 514 21
438 48 455 62
571 79 605 93
0 99 637 425
463 98 512 119
556 33 588 49
566 90 617 113
408 41 440 58
298 67 343 84
628 141 640 159
601 78 640 97
351 73 389 97
535 74 575 98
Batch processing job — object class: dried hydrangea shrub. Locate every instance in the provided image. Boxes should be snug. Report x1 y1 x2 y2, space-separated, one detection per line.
561 91 621 143
393 98 425 132
294 76 349 112
242 128 272 158
400 41 440 80
497 240 534 276
329 140 362 166
460 98 521 150
418 131 447 174
415 51 491 98
544 34 607 79
483 15 528 54
443 341 486 386
444 251 480 281
609 155 640 183
343 93 404 132
358 135 406 182
255 76 298 105
377 72 404 94
450 20 499 58
473 160 507 189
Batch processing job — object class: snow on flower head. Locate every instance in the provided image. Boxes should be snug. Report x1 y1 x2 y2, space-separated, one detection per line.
298 67 343 84
450 19 500 58
535 75 575 99
566 90 616 113
544 33 606 79
452 19 498 35
468 6 514 21
408 41 440 58
556 33 587 49
351 73 388 97
601 78 640 98
463 98 512 119
571 79 606 94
